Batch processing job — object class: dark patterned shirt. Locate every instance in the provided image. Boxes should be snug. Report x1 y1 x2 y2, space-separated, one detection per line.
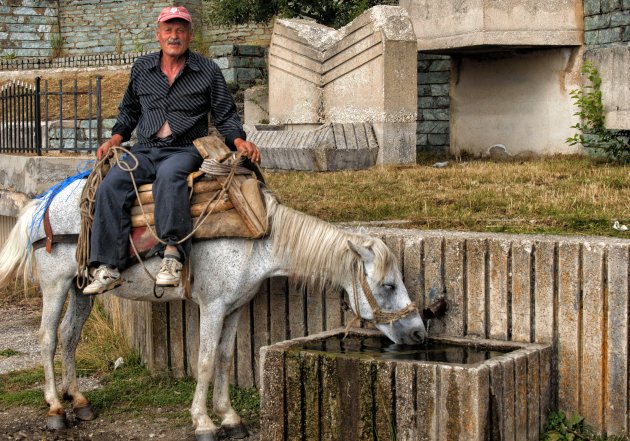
111 50 245 149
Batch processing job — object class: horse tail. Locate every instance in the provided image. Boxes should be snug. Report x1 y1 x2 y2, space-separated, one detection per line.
0 199 40 288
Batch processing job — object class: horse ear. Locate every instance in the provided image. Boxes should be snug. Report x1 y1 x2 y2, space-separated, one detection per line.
347 240 374 262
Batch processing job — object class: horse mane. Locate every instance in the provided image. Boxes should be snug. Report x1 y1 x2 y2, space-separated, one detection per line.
264 191 397 291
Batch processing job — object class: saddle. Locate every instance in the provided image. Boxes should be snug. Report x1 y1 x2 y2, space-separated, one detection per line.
128 136 268 256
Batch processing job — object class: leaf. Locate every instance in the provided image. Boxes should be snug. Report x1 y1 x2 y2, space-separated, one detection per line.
567 413 583 428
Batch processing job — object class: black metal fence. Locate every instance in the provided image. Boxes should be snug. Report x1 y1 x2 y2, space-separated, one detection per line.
0 77 102 155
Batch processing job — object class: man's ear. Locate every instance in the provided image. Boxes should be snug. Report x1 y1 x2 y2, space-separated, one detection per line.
347 240 375 263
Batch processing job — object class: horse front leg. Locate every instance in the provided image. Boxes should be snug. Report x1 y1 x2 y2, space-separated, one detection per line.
38 275 72 429
191 302 225 441
59 286 95 421
213 308 248 438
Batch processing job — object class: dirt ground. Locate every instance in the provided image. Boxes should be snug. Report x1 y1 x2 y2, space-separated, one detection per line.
0 406 196 440
0 303 259 441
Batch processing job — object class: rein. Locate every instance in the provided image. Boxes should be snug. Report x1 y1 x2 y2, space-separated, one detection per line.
350 262 418 325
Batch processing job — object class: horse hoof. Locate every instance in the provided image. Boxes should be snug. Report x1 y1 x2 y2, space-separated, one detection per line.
74 403 96 421
195 432 218 441
46 413 68 430
221 423 249 439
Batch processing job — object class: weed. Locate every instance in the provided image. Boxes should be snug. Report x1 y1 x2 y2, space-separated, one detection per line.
567 61 630 163
50 33 64 58
132 38 145 53
114 35 123 55
543 410 630 441
0 349 21 357
1 51 16 60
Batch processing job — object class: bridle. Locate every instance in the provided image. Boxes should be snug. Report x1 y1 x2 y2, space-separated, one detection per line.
350 261 418 324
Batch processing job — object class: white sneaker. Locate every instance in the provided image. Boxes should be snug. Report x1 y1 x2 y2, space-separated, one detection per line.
155 256 182 287
83 265 122 295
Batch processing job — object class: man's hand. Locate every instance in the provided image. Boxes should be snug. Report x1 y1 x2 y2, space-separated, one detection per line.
96 135 123 161
234 138 261 164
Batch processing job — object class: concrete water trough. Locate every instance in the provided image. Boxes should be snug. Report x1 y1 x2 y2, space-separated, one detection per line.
260 328 551 441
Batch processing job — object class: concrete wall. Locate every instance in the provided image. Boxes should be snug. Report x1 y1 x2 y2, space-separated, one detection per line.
99 228 630 436
0 0 58 59
450 48 583 157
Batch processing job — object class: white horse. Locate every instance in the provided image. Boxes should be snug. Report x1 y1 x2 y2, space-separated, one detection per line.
0 179 426 441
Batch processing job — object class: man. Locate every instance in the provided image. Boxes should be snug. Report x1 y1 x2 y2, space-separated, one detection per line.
84 5 260 295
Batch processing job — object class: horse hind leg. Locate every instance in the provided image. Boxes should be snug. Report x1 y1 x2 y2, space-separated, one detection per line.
59 285 96 421
212 309 248 439
38 270 73 429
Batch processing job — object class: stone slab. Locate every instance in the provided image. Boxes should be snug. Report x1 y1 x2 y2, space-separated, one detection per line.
400 0 583 53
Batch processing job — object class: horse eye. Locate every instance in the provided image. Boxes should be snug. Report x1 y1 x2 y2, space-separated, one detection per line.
383 283 396 291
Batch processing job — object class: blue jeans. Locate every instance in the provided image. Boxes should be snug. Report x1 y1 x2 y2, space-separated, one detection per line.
90 144 203 269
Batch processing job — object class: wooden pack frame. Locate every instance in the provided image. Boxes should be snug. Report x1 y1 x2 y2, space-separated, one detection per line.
130 136 268 240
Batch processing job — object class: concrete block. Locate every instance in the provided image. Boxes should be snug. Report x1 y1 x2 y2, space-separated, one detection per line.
260 329 551 441
249 122 379 171
269 5 417 165
586 46 630 129
606 245 629 434
400 0 583 52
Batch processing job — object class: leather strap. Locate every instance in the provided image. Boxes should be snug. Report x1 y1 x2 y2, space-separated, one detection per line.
33 234 78 251
43 208 53 253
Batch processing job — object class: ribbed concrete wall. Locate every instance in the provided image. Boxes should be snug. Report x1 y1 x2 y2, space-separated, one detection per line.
0 216 16 247
101 228 630 436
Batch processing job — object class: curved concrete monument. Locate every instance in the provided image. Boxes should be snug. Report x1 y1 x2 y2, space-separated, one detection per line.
266 6 418 167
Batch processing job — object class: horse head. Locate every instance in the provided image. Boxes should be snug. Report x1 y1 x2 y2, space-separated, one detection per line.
346 238 427 345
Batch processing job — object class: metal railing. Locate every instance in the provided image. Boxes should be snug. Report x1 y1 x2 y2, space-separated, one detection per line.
0 76 102 155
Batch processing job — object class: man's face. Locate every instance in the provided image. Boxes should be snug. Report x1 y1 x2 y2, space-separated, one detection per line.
156 19 192 58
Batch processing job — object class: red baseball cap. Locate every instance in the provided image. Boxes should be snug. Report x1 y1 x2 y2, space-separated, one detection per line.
157 5 192 23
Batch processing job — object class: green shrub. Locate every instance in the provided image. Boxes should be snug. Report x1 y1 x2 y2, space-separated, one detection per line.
567 61 630 163
205 0 397 29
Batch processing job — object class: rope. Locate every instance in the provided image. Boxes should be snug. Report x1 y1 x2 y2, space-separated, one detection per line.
75 147 252 290
75 156 111 288
346 261 418 328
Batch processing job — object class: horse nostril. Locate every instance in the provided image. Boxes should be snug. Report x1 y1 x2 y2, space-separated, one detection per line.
412 329 425 344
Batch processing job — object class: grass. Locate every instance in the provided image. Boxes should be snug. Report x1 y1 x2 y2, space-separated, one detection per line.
266 155 630 238
0 70 129 121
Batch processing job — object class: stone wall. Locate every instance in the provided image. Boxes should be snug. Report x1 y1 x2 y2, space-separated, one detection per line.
584 0 630 47
206 22 273 46
0 52 148 71
0 0 58 59
58 0 205 56
417 54 450 156
2 1 270 60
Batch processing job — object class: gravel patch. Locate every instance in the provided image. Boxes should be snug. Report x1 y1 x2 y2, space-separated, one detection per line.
0 305 41 375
